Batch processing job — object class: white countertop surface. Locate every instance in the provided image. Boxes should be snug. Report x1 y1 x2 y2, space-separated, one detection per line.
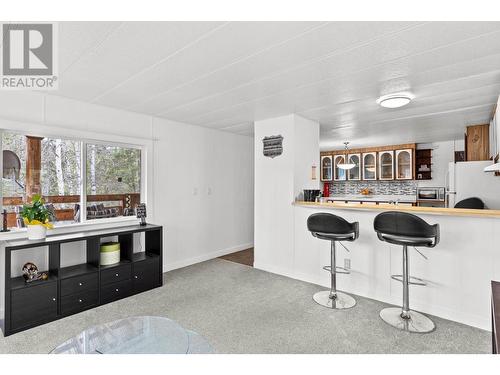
322 194 416 203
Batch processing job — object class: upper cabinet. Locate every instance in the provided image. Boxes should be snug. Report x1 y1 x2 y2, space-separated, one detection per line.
362 152 377 180
322 143 416 182
320 155 332 181
395 149 413 180
347 153 361 180
379 151 394 180
333 155 347 181
466 124 489 161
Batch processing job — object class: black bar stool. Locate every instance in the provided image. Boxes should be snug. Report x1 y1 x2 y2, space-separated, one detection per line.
307 213 359 309
374 211 440 333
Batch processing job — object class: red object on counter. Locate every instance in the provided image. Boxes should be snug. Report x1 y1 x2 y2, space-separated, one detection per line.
323 182 330 197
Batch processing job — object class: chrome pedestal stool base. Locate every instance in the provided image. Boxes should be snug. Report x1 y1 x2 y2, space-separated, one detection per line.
379 307 435 333
313 290 356 309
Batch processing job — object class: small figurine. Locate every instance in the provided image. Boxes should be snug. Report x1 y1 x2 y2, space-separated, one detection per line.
22 262 48 283
1 209 10 232
136 203 147 226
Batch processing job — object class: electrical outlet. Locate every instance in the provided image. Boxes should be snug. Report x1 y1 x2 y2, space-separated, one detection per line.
344 258 351 270
193 187 198 196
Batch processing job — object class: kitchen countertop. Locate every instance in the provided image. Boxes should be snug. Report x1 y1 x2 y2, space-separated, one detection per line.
294 200 500 217
322 194 416 203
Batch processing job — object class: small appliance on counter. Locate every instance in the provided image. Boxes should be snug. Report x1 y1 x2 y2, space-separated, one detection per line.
416 187 445 207
323 183 330 198
303 189 321 202
100 242 121 266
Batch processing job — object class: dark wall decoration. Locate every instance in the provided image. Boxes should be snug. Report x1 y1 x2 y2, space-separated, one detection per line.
262 135 283 158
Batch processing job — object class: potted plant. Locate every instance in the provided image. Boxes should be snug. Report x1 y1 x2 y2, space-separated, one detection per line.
20 195 54 240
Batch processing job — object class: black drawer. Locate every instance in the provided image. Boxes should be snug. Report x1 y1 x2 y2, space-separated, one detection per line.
132 257 160 294
61 272 98 297
11 282 58 331
101 263 131 285
61 289 99 315
101 279 132 304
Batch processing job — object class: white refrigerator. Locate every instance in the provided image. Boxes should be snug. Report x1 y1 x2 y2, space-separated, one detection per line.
447 161 500 209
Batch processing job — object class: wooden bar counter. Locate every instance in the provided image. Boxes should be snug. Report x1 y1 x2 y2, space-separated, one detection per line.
293 200 500 218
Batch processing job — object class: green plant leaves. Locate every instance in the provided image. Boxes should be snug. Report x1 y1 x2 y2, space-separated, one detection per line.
20 195 51 224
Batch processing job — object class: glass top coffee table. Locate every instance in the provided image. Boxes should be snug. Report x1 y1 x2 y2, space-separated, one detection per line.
51 316 213 354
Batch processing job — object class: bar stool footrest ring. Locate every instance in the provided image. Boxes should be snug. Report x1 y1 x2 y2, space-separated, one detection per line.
323 265 350 274
390 274 426 286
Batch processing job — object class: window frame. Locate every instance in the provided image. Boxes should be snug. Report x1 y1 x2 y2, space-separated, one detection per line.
0 128 148 235
82 139 144 224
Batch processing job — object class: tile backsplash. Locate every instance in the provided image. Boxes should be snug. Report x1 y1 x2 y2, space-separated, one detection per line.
327 180 417 196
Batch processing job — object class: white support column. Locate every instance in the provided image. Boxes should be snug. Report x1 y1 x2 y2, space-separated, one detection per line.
254 114 320 274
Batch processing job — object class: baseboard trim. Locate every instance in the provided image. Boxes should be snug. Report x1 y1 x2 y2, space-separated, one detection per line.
163 243 253 272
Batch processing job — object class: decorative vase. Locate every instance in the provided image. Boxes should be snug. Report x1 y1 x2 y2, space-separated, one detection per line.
27 224 47 240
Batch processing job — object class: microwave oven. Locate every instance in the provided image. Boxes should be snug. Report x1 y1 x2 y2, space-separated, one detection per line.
416 187 446 201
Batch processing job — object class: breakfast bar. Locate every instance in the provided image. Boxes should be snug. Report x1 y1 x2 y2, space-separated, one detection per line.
289 201 500 330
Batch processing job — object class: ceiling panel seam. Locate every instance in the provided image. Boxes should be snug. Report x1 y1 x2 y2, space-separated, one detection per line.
177 28 500 124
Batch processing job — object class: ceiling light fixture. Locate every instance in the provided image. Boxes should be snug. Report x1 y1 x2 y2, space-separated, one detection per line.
337 142 356 170
377 92 414 109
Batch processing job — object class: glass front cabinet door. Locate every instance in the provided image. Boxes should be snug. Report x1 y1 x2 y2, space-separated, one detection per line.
320 155 333 181
378 151 394 180
362 152 377 180
333 155 347 181
347 153 361 180
395 149 413 180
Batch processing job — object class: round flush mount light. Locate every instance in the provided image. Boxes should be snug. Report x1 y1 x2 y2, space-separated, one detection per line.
376 92 415 108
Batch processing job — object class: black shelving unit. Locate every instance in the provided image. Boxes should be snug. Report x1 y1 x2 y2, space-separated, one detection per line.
2 223 163 336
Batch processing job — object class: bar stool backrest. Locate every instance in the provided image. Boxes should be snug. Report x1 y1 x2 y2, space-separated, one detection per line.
454 197 484 209
307 213 359 241
373 211 439 247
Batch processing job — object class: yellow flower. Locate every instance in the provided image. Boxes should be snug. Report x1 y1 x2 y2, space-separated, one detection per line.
23 218 54 229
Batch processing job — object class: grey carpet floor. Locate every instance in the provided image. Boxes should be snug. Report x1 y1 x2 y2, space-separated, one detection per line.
0 258 490 354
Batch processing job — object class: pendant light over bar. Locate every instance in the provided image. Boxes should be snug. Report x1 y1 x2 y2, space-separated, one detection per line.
337 142 356 170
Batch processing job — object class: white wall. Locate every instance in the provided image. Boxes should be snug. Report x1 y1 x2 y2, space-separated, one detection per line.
453 160 500 209
254 114 319 274
153 118 254 270
294 115 321 199
0 91 254 315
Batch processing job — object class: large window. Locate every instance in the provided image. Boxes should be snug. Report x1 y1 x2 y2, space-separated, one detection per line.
1 131 143 229
86 143 141 220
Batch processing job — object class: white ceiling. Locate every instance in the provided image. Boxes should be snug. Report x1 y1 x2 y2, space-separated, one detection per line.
51 21 500 148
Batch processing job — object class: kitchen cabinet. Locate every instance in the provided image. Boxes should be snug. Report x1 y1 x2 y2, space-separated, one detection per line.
347 153 361 180
492 98 500 161
466 124 489 161
362 152 377 180
395 149 413 180
496 98 500 161
378 151 394 180
320 155 332 181
333 155 347 181
489 117 497 160
320 143 415 182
